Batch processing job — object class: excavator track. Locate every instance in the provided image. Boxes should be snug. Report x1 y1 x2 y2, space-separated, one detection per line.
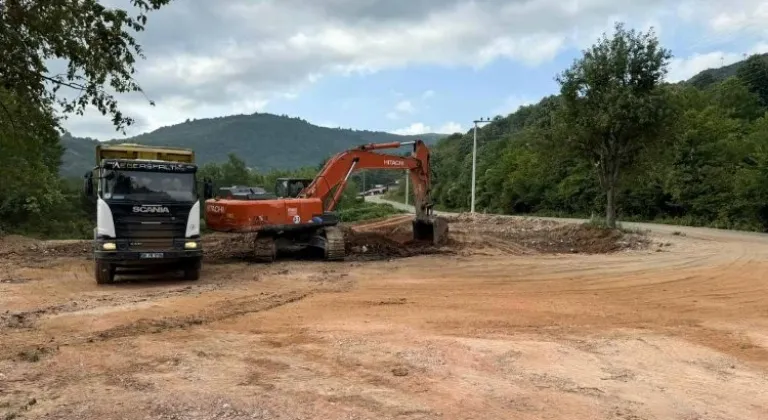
253 235 277 263
324 226 346 261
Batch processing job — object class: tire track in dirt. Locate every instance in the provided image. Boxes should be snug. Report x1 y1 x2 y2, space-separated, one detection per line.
0 283 221 331
4 213 768 419
1 284 340 362
92 290 312 341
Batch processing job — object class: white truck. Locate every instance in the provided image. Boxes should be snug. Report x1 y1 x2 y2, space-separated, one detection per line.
82 143 204 284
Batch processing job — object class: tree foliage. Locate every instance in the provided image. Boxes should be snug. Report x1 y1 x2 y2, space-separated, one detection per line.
556 22 672 227
6 14 768 238
0 0 170 237
0 0 171 132
736 54 768 107
428 23 768 232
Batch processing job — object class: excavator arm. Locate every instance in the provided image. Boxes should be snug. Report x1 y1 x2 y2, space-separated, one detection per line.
300 139 447 243
301 140 433 216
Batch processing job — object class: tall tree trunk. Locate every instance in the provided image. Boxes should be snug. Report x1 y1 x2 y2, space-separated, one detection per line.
605 183 616 228
604 155 620 229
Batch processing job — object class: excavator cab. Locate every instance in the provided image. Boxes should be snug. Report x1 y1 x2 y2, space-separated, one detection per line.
275 178 313 198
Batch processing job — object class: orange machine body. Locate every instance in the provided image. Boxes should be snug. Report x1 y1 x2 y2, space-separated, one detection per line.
204 139 435 235
204 197 325 233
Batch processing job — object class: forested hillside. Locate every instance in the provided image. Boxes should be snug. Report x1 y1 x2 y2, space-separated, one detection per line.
424 36 768 231
687 53 768 89
3 3 768 240
59 114 446 178
0 0 412 238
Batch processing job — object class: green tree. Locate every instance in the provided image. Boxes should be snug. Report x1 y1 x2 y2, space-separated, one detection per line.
708 76 765 121
0 88 65 234
556 22 672 227
736 54 768 107
0 0 172 132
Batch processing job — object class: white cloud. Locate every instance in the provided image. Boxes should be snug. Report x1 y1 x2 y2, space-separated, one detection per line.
667 42 768 82
667 52 742 82
670 0 768 45
392 123 430 135
55 0 768 139
391 121 463 135
395 100 416 114
437 122 463 134
421 90 435 99
387 99 417 120
707 2 768 34
492 95 535 117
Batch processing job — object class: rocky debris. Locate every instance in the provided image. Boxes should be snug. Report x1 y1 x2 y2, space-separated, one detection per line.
342 229 453 261
0 236 90 260
392 367 410 376
202 233 258 263
443 213 649 254
0 214 650 269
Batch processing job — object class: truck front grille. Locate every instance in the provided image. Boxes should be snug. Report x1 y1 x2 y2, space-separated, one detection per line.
122 238 174 251
114 214 188 251
107 202 192 251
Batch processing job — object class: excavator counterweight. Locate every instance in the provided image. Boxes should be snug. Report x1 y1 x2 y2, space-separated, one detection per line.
203 139 448 262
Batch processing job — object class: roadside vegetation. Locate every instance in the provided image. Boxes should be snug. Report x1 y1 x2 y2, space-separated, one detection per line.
2 5 767 238
429 24 768 232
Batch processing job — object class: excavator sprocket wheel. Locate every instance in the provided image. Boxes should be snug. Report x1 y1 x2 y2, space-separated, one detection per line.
253 235 277 263
324 226 346 261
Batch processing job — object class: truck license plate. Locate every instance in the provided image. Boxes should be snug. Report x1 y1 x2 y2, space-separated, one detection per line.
140 252 164 259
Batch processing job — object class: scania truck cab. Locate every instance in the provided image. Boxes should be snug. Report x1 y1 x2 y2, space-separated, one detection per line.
83 143 204 284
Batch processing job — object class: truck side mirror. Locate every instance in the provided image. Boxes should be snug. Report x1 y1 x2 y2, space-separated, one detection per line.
83 172 94 197
203 178 213 200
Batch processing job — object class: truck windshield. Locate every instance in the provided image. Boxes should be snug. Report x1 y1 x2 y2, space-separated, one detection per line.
102 170 197 202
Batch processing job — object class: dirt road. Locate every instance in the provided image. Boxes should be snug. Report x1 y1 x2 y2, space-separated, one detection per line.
1 214 767 420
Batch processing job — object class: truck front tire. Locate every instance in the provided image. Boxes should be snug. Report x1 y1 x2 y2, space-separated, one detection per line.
183 258 202 281
95 260 116 285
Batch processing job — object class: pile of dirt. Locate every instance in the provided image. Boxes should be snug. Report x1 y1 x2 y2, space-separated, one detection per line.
446 213 649 254
0 236 90 261
504 223 648 254
0 235 39 254
200 226 455 263
202 233 257 263
342 226 455 261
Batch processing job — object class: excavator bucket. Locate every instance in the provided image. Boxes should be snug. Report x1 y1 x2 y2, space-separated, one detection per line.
412 216 449 245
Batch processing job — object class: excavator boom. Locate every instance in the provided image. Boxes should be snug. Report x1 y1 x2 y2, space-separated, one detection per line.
203 139 448 262
297 139 446 244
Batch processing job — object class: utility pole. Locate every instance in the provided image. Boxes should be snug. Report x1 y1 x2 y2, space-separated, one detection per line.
471 117 492 213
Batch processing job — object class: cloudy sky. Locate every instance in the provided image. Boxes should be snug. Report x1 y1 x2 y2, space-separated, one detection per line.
62 0 768 139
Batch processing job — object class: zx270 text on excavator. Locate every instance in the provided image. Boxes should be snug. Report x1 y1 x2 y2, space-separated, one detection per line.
202 139 448 262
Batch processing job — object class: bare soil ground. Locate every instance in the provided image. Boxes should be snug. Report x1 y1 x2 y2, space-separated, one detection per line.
1 215 767 420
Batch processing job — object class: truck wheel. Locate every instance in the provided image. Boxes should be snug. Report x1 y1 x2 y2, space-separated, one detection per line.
95 260 116 285
183 258 202 281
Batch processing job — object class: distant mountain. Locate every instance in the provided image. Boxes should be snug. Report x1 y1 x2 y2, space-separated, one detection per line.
685 53 768 89
60 133 99 177
60 113 449 178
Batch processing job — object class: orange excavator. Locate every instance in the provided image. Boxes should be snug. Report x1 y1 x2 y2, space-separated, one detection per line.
202 139 448 262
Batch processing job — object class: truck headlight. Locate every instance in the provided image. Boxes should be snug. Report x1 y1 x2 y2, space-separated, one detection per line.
184 241 198 249
102 242 117 251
